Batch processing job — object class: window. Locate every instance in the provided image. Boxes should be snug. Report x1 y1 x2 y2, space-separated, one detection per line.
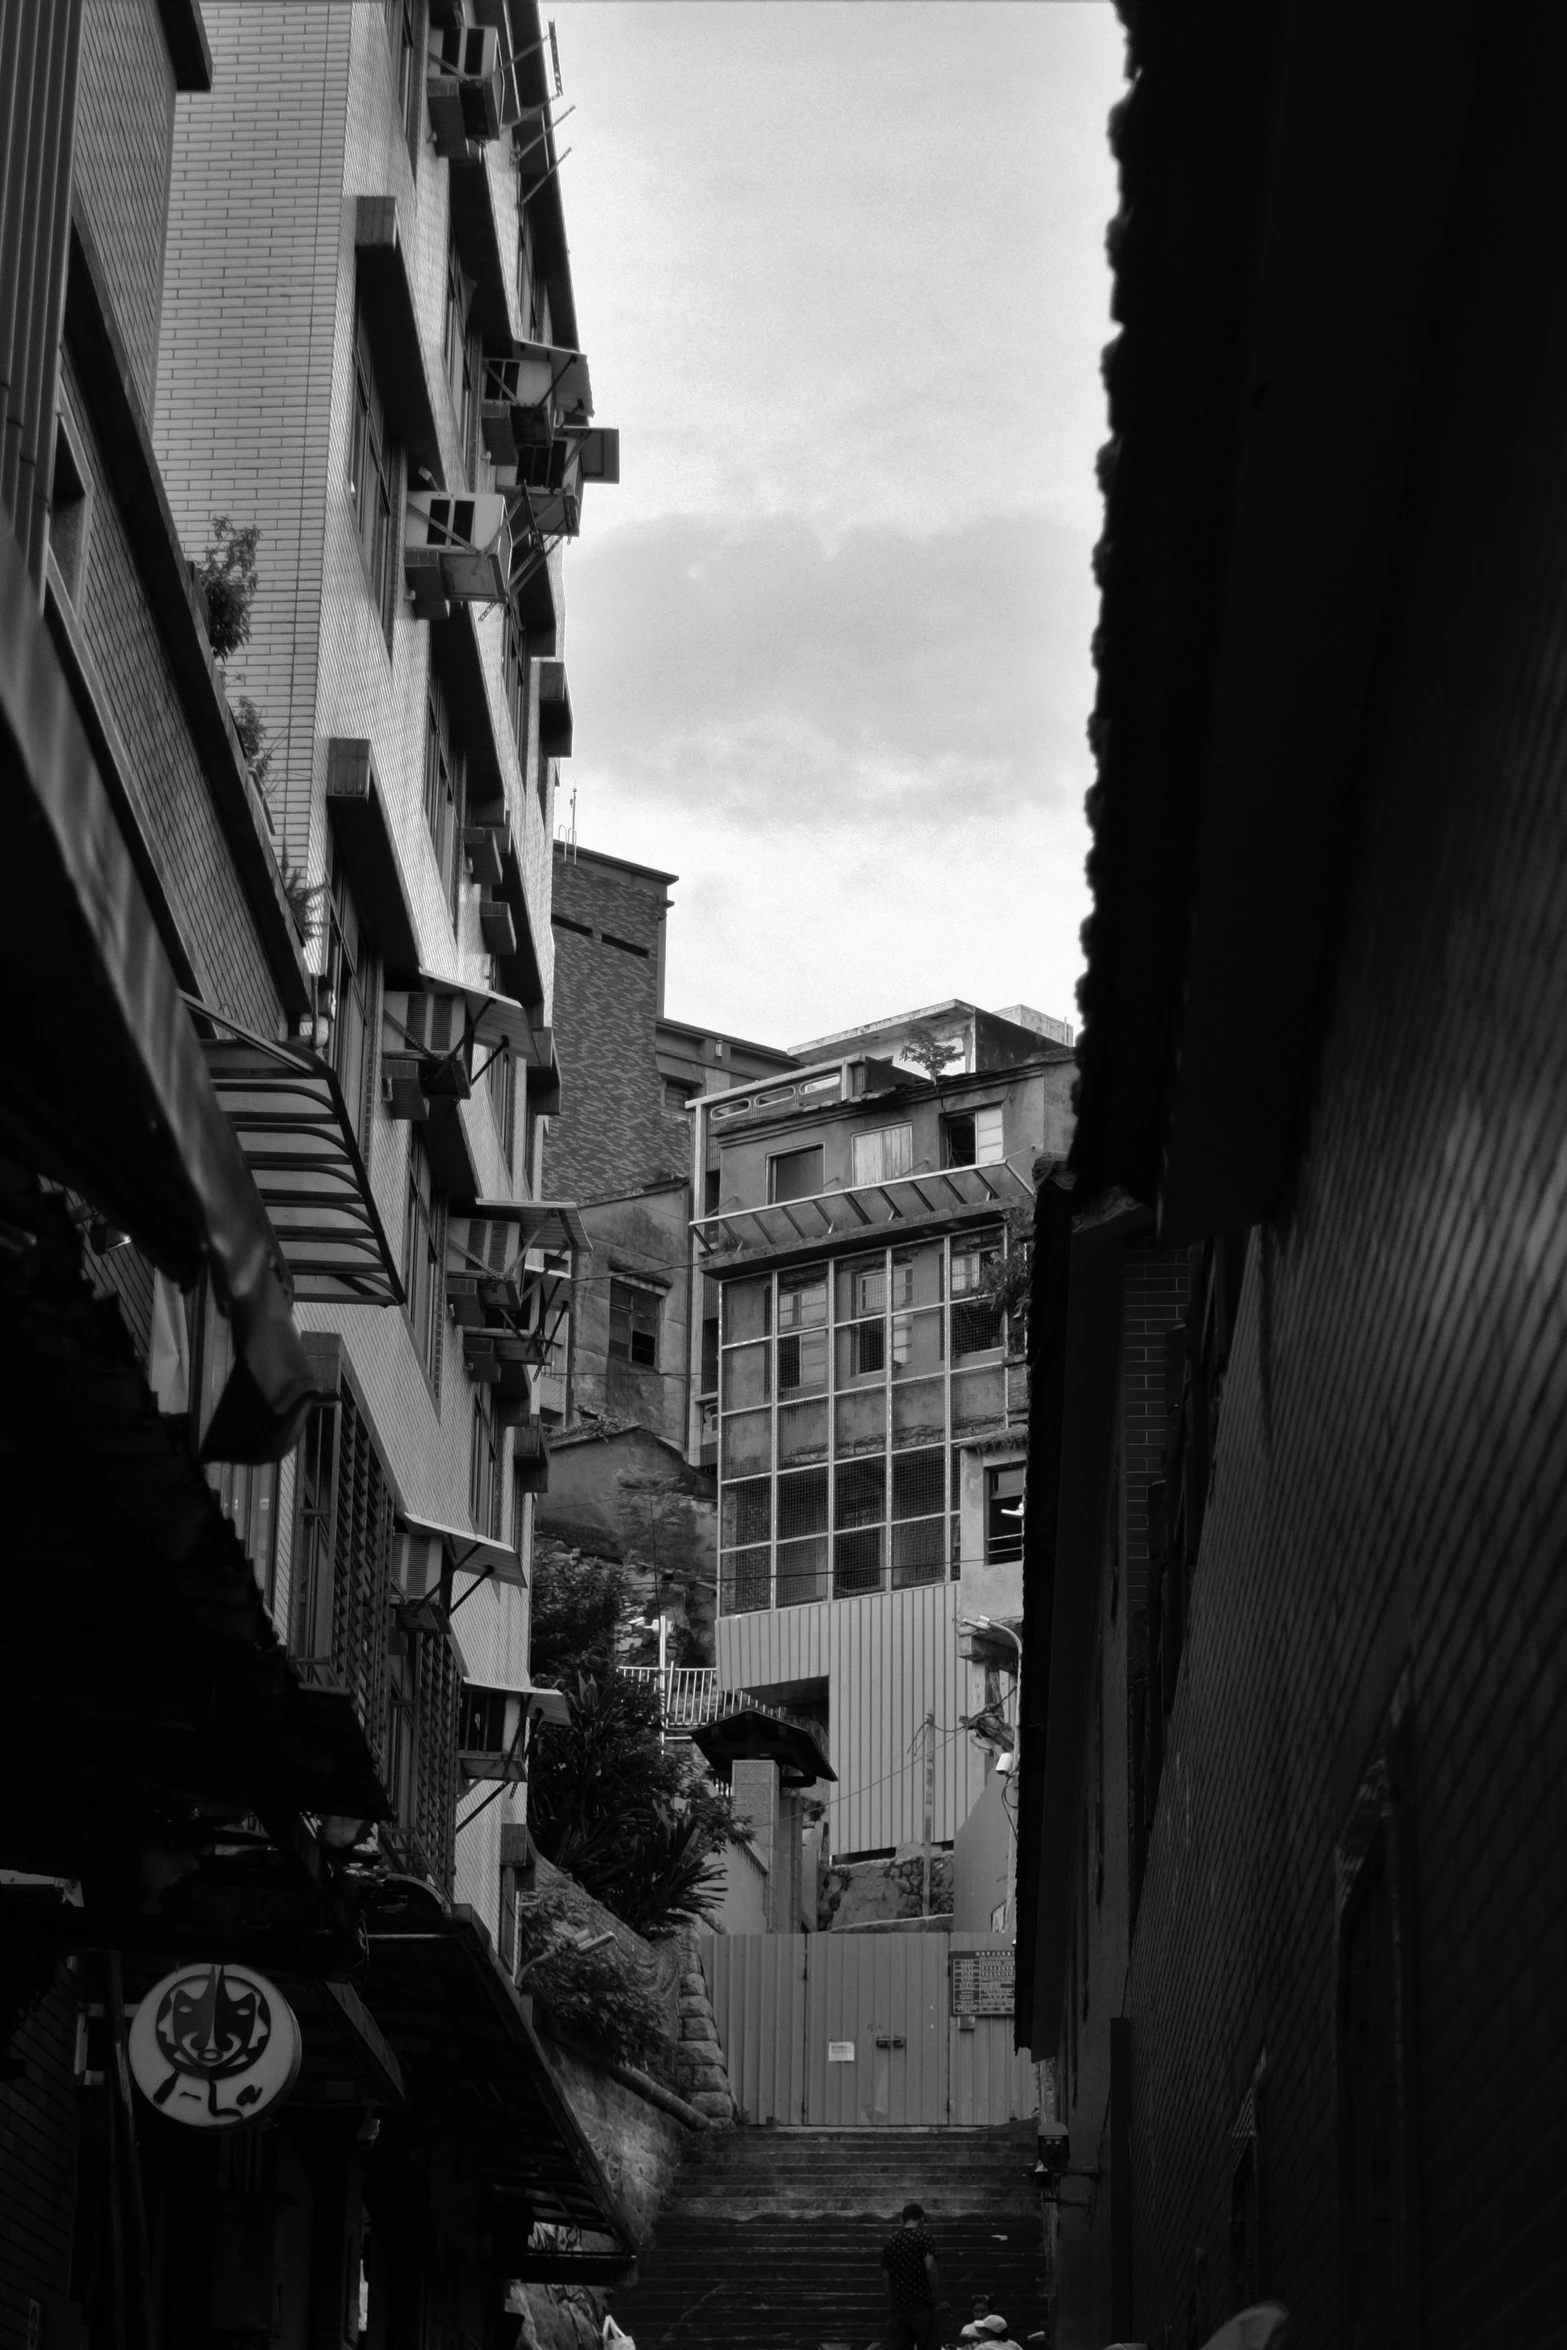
486 1041 516 1167
292 1388 395 1780
768 1145 823 1204
403 1127 443 1383
444 235 477 480
349 306 398 647
851 1123 913 1186
945 1105 1005 1168
986 1464 1025 1565
325 857 374 1142
717 1226 1021 1617
385 0 422 162
502 606 529 764
470 1386 502 1541
608 1278 660 1369
49 418 90 601
423 665 464 919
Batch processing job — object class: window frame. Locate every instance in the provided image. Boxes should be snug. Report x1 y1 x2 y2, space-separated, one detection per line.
402 1124 444 1391
423 660 465 923
325 855 376 1146
851 1122 914 1187
350 305 400 651
768 1144 825 1206
608 1277 661 1370
469 1384 503 1542
384 0 423 166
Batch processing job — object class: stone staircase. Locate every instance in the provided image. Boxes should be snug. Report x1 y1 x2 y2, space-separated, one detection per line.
606 2124 1048 2350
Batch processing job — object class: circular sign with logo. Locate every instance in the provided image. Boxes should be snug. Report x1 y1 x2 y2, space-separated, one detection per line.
128 1963 302 2128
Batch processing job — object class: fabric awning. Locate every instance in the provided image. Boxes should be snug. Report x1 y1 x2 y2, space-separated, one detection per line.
198 1023 404 1306
0 512 313 1462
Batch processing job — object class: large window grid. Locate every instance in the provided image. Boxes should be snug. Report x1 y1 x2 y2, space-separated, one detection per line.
423 664 464 923
717 1229 1020 1616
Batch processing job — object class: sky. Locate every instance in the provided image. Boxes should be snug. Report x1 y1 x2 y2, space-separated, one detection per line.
549 0 1125 1049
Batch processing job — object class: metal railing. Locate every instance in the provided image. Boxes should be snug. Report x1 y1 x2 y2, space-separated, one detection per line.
621 1666 829 1761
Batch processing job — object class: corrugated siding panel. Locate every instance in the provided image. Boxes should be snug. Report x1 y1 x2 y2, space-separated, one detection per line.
948 1934 1037 2123
699 1932 807 2127
717 1585 990 1855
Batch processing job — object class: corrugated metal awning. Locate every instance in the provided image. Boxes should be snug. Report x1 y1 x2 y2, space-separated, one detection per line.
200 1028 403 1306
693 1159 1033 1265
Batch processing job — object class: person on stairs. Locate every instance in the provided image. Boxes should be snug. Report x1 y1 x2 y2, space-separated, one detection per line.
880 2201 942 2350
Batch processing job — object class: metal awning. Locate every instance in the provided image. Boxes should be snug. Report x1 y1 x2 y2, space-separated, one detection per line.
692 1159 1034 1265
200 1026 403 1306
0 516 313 1462
398 1510 527 1590
359 1877 634 2244
463 1199 591 1256
414 968 538 1057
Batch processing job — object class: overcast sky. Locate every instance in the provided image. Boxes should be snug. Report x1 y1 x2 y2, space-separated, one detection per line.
550 0 1124 1050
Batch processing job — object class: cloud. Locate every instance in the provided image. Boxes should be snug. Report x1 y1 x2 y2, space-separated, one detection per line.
566 509 1095 836
558 510 1098 1042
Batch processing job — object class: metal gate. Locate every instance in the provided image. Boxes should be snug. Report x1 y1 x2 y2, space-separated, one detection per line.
700 1933 1035 2126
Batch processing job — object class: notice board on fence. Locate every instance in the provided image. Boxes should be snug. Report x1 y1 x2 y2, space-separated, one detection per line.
949 1947 1014 2018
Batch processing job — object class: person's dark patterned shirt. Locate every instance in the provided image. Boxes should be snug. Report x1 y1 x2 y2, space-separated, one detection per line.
881 2223 937 2310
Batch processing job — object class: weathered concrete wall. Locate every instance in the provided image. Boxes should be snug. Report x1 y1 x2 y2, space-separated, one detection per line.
541 2042 688 2247
819 1849 955 1930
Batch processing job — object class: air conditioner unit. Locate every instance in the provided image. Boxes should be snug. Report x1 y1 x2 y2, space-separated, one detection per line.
463 826 505 887
381 1053 429 1121
479 894 517 956
578 427 620 485
405 491 514 606
513 1419 549 1494
516 480 581 542
458 1679 570 1780
427 25 502 155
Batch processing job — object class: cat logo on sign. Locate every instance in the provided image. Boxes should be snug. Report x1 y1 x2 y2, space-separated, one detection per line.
128 1963 303 2127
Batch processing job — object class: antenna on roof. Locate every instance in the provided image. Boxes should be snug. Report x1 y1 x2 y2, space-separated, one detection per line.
567 786 578 861
548 20 563 98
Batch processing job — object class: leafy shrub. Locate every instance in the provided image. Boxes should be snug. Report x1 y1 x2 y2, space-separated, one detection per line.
196 516 260 659
231 694 273 800
527 1671 741 1940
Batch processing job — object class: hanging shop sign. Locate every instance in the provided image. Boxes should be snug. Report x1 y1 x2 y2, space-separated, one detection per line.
949 1948 1015 2019
128 1963 303 2127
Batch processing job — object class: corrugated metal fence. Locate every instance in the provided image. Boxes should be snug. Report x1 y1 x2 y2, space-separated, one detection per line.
701 1932 1035 2127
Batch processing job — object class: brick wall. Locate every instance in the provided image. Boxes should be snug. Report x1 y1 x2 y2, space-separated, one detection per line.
1071 28 1567 2340
76 0 176 420
544 851 677 1202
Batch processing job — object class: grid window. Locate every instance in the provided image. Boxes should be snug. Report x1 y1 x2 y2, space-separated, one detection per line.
778 1327 828 1394
722 1477 771 1549
721 1548 770 1614
945 1105 1005 1168
835 1455 885 1530
891 1517 946 1588
722 1338 769 1409
778 1467 829 1540
487 1043 516 1167
777 1536 829 1608
716 1224 1020 1615
834 1526 883 1598
892 1447 945 1521
778 1266 828 1329
350 307 398 647
609 1279 660 1369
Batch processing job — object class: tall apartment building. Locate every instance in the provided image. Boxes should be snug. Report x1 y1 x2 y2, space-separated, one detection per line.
0 1 630 2338
693 1006 1076 1863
